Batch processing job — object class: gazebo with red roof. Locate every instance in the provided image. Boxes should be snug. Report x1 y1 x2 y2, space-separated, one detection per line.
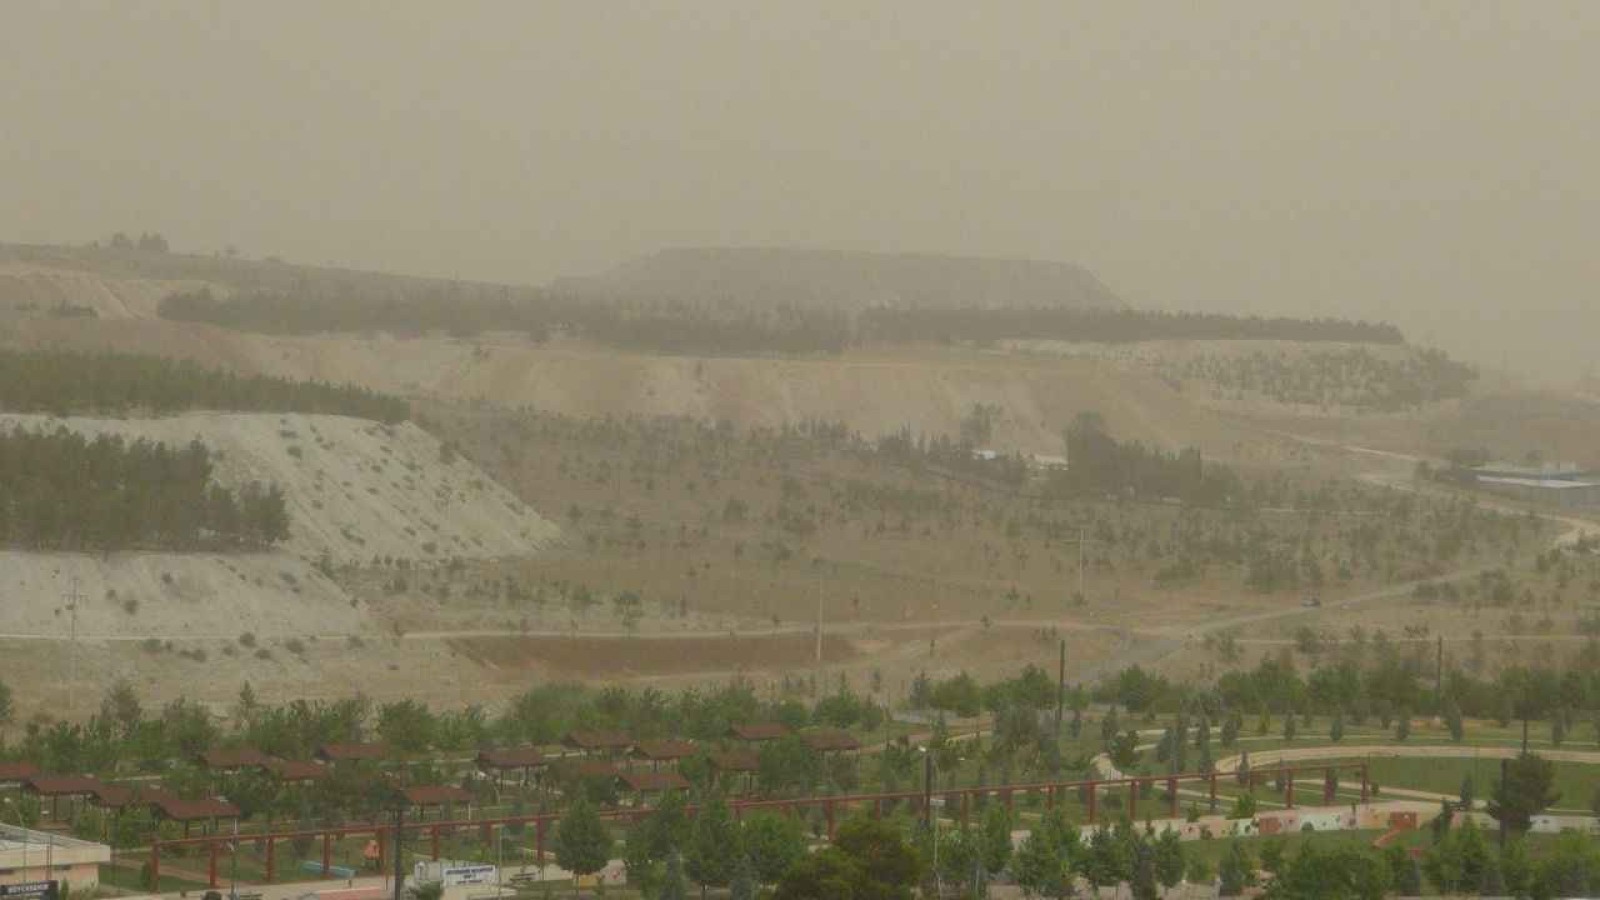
23 774 106 819
616 770 690 801
147 795 241 837
266 759 330 784
402 784 474 819
0 761 39 788
630 740 697 771
728 723 791 743
707 750 759 792
799 729 861 754
475 748 546 786
562 731 633 757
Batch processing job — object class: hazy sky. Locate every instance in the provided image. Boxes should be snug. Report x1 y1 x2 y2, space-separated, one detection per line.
4 3 1597 378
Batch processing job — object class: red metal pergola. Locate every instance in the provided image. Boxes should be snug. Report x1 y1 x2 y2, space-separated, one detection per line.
148 761 1369 889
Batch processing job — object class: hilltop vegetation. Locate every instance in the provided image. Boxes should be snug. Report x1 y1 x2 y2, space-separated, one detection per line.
0 426 288 551
161 284 1409 359
0 348 408 421
1169 345 1477 411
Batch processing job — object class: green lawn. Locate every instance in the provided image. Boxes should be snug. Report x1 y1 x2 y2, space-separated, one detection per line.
98 864 209 894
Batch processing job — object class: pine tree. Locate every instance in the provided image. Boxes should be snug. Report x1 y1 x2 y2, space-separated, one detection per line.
658 851 689 900
685 794 738 896
1444 697 1465 742
1153 828 1185 891
1329 710 1345 742
1218 841 1255 897
553 800 611 891
726 854 755 900
1130 840 1159 900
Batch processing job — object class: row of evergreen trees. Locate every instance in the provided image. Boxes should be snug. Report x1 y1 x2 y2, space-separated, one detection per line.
159 286 1409 355
860 307 1406 346
0 427 289 551
0 348 407 422
1052 412 1241 506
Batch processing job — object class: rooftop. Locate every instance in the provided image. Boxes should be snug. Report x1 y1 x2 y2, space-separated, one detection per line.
0 823 100 851
632 740 697 761
1477 476 1600 490
617 771 691 793
315 743 390 762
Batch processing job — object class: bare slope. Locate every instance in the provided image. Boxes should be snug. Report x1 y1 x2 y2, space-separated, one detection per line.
0 412 559 563
246 338 1238 456
0 261 218 319
554 247 1128 311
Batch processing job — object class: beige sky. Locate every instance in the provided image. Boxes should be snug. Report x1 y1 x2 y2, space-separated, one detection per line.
3 2 1596 378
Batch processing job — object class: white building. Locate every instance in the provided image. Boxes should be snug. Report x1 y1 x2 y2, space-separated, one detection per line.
0 825 110 890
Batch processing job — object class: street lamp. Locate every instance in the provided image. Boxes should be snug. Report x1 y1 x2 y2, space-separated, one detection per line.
917 746 938 896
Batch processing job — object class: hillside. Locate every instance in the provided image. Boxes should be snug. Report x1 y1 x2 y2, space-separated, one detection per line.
554 246 1129 312
0 412 559 563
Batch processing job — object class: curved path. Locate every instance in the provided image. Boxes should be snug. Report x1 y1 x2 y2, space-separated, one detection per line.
1216 743 1600 774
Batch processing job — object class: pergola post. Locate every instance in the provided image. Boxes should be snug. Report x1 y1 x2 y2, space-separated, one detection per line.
1086 783 1097 823
535 817 547 866
825 800 836 841
266 836 277 883
322 832 333 876
1167 778 1179 818
1323 767 1338 805
1284 770 1295 809
1209 771 1219 812
1128 779 1138 820
431 824 441 860
150 840 161 888
208 840 220 888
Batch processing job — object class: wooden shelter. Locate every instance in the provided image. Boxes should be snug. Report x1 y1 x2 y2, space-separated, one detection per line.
799 729 861 754
0 761 39 788
616 770 690 802
475 748 546 786
266 759 330 783
630 740 696 771
23 774 106 819
147 795 241 837
401 785 473 819
707 750 759 792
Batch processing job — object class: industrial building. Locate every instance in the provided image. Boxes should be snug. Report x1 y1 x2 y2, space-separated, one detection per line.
1470 463 1600 509
0 825 110 890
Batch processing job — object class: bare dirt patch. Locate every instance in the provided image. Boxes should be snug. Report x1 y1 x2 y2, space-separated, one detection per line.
446 632 861 678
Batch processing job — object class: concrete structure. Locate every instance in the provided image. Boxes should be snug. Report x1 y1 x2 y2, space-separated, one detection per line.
0 824 110 890
1474 475 1600 509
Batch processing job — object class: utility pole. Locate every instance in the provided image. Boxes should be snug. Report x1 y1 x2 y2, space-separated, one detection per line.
63 575 85 720
1055 638 1067 736
1078 526 1086 601
815 582 823 666
392 805 406 900
1435 635 1444 713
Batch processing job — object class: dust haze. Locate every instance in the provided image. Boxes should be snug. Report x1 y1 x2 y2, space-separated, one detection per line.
4 2 1597 380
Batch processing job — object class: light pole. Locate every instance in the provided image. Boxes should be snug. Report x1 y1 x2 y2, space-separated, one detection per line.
228 817 240 900
919 746 940 897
